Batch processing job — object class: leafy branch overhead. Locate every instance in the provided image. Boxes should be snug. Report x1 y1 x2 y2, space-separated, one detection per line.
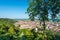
27 0 60 21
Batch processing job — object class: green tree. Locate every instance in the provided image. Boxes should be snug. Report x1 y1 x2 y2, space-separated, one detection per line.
27 0 60 40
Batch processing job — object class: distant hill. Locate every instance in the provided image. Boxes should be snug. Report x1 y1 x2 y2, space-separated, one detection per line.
13 19 29 21
0 18 16 25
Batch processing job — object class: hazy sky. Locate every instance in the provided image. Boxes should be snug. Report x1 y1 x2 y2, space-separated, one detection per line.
0 0 29 19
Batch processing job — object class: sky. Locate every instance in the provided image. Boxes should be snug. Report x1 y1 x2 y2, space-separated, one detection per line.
0 0 29 19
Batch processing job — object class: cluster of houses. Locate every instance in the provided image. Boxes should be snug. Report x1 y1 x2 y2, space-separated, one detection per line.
14 20 60 32
14 20 40 29
46 22 60 31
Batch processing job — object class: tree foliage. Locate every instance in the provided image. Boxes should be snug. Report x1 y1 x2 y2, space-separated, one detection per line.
27 0 60 21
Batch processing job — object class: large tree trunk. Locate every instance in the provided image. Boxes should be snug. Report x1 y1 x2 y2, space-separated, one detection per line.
42 19 47 40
